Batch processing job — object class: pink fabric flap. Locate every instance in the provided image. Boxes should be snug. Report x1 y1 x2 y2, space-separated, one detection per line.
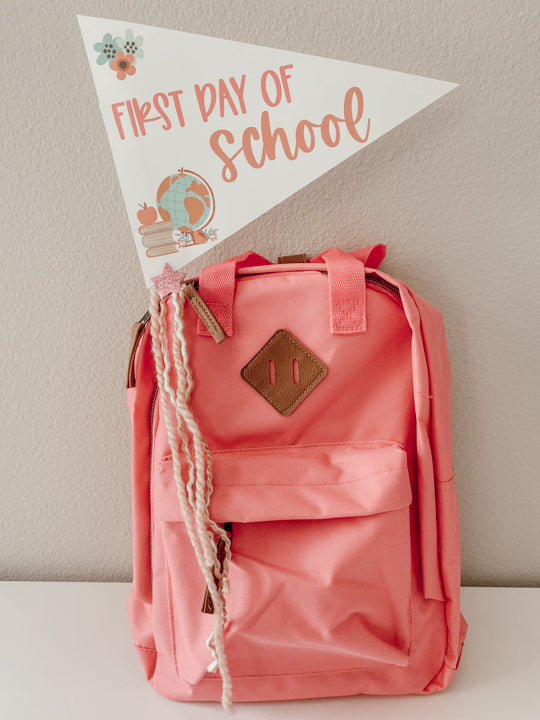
155 442 411 523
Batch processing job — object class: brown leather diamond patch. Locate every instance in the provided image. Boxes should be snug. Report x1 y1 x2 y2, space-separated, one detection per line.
241 329 328 416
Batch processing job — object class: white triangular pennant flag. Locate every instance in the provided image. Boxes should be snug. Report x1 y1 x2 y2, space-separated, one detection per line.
78 15 457 286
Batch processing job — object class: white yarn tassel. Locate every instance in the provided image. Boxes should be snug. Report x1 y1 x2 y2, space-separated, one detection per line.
149 288 233 713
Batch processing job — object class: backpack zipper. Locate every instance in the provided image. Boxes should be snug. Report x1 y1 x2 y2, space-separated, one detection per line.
365 274 401 300
148 386 158 593
187 271 401 298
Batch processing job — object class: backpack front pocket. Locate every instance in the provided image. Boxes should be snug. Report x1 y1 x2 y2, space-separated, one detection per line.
155 441 413 682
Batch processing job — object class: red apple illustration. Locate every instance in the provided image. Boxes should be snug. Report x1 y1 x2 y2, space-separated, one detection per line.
137 203 158 225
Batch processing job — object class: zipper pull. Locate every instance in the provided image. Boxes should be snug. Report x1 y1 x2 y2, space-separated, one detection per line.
183 283 227 344
202 523 233 614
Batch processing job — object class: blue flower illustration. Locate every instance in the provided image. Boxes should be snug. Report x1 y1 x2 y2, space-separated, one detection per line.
93 33 120 66
114 29 144 63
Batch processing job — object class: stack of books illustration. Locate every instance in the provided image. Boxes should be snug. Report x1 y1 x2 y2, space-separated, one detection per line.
139 220 177 257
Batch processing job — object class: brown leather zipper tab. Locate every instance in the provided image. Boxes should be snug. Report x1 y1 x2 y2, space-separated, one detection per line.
126 313 149 388
277 253 308 264
183 283 227 344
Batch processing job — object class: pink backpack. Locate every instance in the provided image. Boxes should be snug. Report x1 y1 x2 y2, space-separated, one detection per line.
126 246 467 710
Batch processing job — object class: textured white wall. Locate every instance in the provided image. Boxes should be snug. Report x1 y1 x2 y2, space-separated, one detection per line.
1 0 538 585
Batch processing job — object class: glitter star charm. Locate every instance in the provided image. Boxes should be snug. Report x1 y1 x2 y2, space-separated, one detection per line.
151 263 186 298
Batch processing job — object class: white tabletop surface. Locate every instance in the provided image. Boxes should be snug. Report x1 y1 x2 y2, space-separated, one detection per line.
0 583 538 719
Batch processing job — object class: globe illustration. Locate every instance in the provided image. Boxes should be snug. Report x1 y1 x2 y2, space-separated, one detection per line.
156 169 214 232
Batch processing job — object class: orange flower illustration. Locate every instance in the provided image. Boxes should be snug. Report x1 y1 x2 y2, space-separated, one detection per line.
110 51 136 80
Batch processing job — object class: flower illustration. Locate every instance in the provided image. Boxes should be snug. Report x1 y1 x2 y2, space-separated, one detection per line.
110 51 136 80
93 33 120 65
173 229 193 247
114 29 144 62
203 227 218 241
